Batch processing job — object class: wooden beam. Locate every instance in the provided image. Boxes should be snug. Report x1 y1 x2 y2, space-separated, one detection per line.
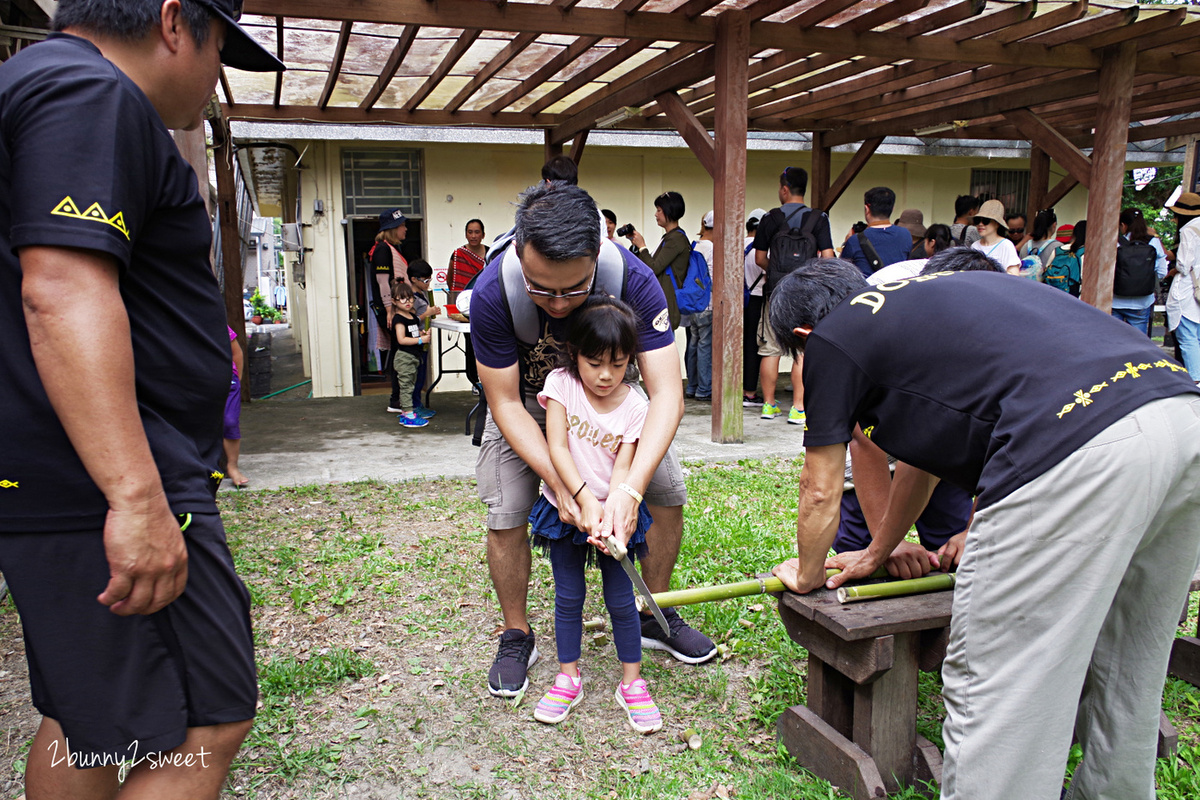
242 0 1200 77
219 68 235 107
569 129 588 165
819 73 1099 147
360 25 420 111
712 9 749 444
1027 145 1050 229
674 0 957 119
1044 175 1080 210
1081 42 1136 314
318 21 352 111
273 16 283 108
484 35 600 114
657 91 715 178
444 0 587 113
404 29 482 112
1002 108 1092 187
550 48 716 146
224 103 557 128
810 131 831 212
821 138 884 213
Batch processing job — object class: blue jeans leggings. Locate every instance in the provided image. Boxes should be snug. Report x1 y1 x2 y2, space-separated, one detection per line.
548 537 642 664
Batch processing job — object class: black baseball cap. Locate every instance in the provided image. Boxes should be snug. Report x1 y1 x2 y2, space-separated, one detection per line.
378 209 407 231
192 0 285 72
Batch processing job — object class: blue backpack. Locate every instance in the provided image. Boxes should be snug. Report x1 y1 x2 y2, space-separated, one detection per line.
673 243 712 315
1044 246 1082 297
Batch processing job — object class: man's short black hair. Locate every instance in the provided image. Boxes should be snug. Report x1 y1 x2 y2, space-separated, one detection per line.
541 155 578 185
768 259 866 357
514 182 601 262
1005 212 1026 226
918 246 1005 276
654 191 685 224
780 166 808 197
54 0 211 46
954 195 980 218
407 258 433 280
601 209 617 225
863 186 896 220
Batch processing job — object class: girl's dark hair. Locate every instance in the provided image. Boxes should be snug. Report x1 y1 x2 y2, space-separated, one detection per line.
925 223 952 253
560 295 639 382
391 280 414 301
1071 220 1087 253
1031 209 1057 241
1119 208 1151 243
465 218 484 233
653 191 686 223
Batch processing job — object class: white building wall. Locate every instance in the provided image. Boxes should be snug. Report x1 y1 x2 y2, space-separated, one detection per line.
290 139 1095 397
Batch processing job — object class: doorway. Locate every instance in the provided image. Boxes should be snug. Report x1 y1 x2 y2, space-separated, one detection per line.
344 216 425 395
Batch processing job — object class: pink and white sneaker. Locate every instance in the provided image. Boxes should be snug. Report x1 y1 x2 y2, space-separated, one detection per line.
534 672 583 724
615 678 662 733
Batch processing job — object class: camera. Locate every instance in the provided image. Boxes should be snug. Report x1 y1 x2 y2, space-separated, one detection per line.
616 223 636 238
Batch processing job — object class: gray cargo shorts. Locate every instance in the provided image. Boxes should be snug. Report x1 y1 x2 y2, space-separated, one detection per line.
475 391 687 531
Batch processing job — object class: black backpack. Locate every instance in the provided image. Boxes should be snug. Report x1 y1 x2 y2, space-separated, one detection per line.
1113 237 1158 297
765 206 825 296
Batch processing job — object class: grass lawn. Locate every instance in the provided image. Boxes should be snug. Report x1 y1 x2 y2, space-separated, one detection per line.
1 457 1197 798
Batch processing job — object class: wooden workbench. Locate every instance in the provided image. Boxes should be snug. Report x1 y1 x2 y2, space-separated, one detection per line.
775 586 952 800
775 571 1198 800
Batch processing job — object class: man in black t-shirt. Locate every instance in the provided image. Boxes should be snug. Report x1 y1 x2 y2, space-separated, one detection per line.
751 166 835 425
0 2 282 797
767 260 1200 800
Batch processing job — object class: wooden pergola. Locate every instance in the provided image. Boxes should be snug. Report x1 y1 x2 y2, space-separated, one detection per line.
212 0 1200 440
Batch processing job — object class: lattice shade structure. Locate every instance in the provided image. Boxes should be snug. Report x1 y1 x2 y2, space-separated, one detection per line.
226 0 1200 151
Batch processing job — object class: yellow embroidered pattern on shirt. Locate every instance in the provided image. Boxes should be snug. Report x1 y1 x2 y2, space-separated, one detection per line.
0 479 18 489
51 196 130 240
1056 360 1190 419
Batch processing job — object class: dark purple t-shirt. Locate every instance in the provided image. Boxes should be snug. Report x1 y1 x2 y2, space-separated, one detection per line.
472 242 675 392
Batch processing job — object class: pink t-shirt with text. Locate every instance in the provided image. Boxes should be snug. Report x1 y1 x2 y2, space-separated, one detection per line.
537 367 648 506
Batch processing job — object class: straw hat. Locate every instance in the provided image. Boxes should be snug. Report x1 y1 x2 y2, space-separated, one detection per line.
895 209 926 239
973 199 1008 230
1168 191 1200 216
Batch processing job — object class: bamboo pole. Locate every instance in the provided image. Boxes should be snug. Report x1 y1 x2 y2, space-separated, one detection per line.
837 573 956 604
643 567 889 610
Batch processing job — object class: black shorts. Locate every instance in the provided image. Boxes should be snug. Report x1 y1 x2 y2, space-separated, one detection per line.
0 512 257 762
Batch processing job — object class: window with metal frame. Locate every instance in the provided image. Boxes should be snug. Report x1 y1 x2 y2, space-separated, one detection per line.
969 168 1030 219
342 149 424 217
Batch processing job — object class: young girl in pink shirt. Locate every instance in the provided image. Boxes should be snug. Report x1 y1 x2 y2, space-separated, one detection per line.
528 296 662 733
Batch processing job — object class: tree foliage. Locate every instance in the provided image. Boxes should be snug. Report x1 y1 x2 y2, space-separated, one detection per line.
1123 165 1183 251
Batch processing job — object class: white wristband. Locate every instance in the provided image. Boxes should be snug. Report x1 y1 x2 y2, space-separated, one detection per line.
617 482 643 504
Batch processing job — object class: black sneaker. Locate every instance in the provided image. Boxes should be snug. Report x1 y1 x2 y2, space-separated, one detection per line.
487 628 539 697
640 607 716 664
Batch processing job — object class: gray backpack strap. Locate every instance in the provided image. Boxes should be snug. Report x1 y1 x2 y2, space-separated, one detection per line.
499 238 629 347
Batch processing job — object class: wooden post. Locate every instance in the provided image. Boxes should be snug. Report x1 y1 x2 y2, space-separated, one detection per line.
810 131 831 212
1184 136 1200 194
712 8 749 443
544 129 563 163
1081 42 1135 313
213 138 248 379
173 128 212 217
1027 145 1049 228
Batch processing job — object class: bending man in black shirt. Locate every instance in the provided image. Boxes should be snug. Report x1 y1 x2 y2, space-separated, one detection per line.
768 259 1200 800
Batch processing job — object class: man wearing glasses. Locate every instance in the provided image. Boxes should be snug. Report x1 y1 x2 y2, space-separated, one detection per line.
471 182 716 698
0 1 281 797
